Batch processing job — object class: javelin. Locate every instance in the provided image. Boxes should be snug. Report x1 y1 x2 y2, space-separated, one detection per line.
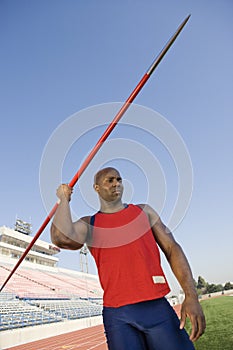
0 15 190 292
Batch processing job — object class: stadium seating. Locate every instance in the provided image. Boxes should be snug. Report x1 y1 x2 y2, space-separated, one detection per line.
0 264 103 331
0 264 103 299
28 299 103 320
0 297 61 331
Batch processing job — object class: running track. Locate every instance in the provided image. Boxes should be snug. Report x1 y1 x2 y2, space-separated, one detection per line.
6 305 181 350
6 324 107 350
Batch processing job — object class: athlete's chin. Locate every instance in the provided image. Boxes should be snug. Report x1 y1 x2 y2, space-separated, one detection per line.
111 193 122 200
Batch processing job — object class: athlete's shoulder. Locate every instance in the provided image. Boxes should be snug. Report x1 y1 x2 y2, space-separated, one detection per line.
134 203 151 211
135 204 160 219
78 215 92 224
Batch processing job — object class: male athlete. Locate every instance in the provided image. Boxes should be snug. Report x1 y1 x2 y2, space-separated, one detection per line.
51 167 205 350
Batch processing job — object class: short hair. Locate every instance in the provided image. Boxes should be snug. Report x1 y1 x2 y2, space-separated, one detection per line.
94 167 120 185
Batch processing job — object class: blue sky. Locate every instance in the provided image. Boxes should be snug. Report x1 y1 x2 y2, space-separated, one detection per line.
0 0 232 294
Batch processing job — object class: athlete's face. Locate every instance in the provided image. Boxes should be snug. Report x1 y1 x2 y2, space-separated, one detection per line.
94 169 124 202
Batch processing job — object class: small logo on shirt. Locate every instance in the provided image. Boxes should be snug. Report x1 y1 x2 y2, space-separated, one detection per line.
152 276 166 284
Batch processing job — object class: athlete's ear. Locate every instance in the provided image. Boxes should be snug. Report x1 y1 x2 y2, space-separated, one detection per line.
93 183 99 193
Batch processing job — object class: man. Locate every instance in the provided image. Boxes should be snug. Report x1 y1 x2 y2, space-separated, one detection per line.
51 167 205 350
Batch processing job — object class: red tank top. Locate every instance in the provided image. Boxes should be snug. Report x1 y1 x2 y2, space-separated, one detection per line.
89 204 170 307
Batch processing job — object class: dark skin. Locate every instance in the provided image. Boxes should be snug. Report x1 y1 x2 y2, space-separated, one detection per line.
51 167 206 342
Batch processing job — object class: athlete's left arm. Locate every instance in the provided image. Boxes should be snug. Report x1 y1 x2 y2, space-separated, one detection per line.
140 204 206 342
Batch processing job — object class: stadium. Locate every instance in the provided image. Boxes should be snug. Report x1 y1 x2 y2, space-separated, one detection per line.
1 221 233 350
1 2 233 349
0 219 185 350
0 221 107 349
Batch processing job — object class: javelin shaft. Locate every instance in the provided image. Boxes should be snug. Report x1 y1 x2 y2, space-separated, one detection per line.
69 14 191 187
0 15 190 292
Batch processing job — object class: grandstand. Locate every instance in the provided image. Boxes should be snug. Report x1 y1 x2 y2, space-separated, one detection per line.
0 225 104 349
0 223 184 349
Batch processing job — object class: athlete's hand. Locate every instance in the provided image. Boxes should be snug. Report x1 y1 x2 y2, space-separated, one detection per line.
56 184 73 202
180 296 206 342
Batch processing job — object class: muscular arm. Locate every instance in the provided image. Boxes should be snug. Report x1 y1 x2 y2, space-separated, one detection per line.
140 204 206 341
50 184 89 250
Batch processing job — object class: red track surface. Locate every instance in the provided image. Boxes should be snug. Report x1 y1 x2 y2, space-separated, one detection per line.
6 324 107 350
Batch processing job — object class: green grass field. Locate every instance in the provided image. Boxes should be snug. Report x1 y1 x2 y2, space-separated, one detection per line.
186 296 233 350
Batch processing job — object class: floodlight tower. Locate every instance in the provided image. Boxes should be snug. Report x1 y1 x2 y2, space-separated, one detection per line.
80 243 89 273
15 218 32 235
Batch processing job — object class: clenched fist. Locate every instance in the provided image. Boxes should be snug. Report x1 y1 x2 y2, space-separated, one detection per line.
56 184 73 202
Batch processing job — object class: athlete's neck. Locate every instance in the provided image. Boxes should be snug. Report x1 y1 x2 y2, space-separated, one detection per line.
99 199 126 213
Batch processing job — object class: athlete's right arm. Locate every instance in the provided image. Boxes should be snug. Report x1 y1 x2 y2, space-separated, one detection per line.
50 184 89 250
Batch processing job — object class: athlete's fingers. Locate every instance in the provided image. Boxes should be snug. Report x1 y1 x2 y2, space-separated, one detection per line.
56 184 73 201
189 313 206 342
179 297 206 342
189 315 198 341
179 308 186 330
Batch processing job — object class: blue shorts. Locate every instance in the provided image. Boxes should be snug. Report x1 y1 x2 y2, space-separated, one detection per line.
103 298 195 350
